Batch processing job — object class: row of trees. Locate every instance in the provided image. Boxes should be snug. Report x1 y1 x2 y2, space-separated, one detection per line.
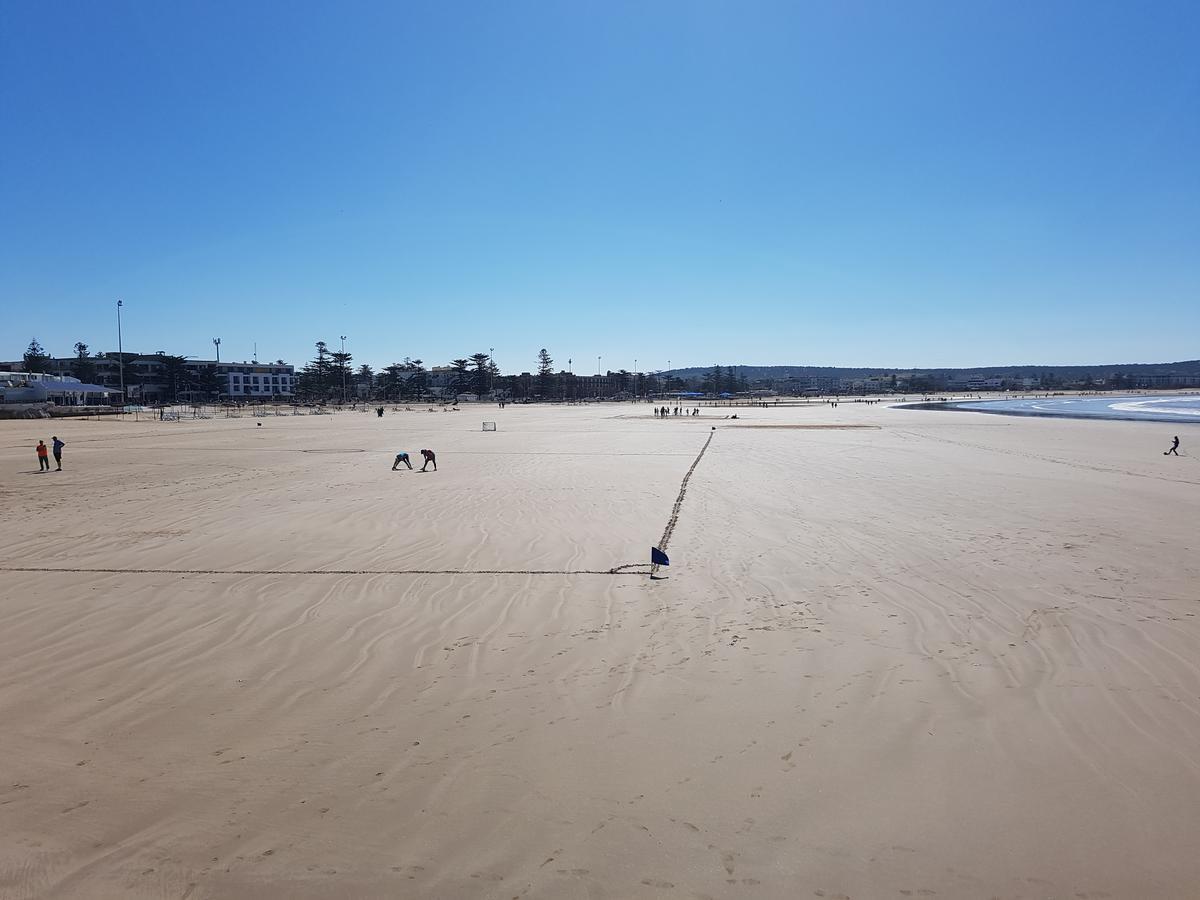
700 365 751 395
22 336 743 402
22 338 111 383
20 338 226 401
294 341 356 400
293 342 504 402
293 342 753 402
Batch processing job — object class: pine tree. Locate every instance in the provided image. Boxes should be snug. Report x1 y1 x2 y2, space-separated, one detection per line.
71 342 97 382
23 338 51 373
536 349 554 397
296 341 334 400
355 364 374 399
469 352 492 396
378 364 405 401
159 354 190 402
407 360 427 400
330 350 353 401
450 359 471 396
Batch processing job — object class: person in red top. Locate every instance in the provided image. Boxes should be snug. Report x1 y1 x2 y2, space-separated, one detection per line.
420 449 437 472
36 440 50 472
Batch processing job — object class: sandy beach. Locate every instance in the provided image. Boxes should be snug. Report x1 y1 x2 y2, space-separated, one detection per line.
1 401 1198 899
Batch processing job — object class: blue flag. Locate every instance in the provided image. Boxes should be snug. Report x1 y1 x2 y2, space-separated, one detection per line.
651 547 670 567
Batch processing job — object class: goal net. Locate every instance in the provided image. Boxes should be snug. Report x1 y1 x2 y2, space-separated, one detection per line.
482 421 497 431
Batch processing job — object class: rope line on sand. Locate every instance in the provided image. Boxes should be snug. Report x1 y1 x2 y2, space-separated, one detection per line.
6 434 719 582
655 429 717 570
0 566 650 577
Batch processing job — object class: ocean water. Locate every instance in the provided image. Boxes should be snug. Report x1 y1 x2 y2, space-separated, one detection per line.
937 394 1200 423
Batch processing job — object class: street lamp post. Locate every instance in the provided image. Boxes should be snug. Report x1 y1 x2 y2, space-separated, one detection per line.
212 338 222 403
634 358 638 400
116 299 125 408
340 335 348 404
489 347 494 397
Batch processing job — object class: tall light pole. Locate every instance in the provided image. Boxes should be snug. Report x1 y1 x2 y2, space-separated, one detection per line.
489 347 494 396
634 358 638 400
116 299 125 406
212 338 222 402
340 335 347 403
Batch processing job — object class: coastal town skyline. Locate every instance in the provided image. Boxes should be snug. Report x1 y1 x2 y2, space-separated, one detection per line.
6 332 1200 380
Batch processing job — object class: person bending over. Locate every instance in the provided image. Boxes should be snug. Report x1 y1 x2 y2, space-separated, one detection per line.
420 449 437 472
392 451 413 470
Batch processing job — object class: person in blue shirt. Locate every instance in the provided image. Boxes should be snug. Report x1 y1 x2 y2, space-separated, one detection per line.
51 436 65 471
392 451 413 471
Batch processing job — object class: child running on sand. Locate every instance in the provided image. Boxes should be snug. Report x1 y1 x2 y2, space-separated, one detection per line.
392 451 413 470
420 449 437 472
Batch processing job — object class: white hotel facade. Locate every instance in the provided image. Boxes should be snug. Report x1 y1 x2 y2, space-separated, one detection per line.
217 361 295 398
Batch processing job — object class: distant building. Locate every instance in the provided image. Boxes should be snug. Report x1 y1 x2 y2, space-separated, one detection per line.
0 371 114 406
3 353 296 402
206 360 295 400
1135 372 1200 389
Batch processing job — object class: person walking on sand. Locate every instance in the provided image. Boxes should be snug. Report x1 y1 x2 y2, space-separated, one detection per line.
1165 435 1180 456
420 448 437 472
392 451 413 470
36 440 50 471
52 436 65 470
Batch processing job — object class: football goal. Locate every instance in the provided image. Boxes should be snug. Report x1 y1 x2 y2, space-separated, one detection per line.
482 421 497 431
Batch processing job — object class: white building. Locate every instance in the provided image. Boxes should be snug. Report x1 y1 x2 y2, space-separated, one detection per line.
210 361 295 399
0 371 114 405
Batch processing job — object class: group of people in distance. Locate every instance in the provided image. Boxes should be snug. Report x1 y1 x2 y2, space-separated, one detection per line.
393 448 437 472
34 437 65 471
656 406 699 417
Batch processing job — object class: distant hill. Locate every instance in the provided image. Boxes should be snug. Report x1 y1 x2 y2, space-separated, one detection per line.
664 360 1200 381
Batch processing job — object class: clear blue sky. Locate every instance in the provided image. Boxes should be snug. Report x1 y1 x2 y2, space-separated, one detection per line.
2 1 1197 373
